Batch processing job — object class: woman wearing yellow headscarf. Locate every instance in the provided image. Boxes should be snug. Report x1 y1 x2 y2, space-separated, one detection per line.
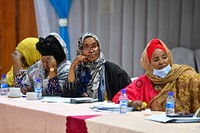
6 37 40 86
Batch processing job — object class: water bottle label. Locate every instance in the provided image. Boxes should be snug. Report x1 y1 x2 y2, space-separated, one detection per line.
166 102 174 108
0 83 8 95
1 83 8 88
35 88 42 99
120 100 128 106
35 88 41 92
119 99 128 114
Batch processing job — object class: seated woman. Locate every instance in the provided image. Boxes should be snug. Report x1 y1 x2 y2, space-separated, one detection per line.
18 32 71 95
112 38 200 114
62 32 131 101
6 37 40 87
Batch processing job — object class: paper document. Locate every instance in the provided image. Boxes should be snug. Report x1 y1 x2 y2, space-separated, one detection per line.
41 96 98 103
91 103 133 112
147 114 200 123
41 96 71 103
70 97 98 103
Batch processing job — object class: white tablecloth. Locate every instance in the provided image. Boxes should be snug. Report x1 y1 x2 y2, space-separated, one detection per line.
0 96 200 133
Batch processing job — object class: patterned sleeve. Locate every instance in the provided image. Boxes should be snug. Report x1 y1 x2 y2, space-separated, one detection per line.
14 68 26 87
58 60 81 97
20 62 41 92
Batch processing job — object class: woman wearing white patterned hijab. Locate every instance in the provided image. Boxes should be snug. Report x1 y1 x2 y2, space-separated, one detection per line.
64 32 131 101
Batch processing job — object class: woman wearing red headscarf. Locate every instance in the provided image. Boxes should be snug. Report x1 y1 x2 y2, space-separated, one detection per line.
112 38 200 114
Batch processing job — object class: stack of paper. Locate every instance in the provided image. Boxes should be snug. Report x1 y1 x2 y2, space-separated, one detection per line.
41 96 98 103
91 103 133 112
70 97 98 103
147 114 200 123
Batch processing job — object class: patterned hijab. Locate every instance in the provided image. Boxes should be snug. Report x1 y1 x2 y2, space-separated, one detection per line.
140 38 197 113
76 32 106 99
140 38 194 84
141 38 173 74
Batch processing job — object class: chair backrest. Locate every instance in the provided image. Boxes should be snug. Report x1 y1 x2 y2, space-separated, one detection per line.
170 47 195 69
195 49 200 73
131 77 138 81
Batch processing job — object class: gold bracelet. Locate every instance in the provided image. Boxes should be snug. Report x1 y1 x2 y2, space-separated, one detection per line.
128 100 133 107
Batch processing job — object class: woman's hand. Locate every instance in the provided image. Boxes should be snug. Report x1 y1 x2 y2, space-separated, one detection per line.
72 55 87 67
68 55 87 82
12 50 23 77
12 50 22 61
21 86 32 95
131 100 147 111
48 56 57 70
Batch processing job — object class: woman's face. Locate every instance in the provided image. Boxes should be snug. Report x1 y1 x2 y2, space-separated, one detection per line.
81 37 100 62
150 48 169 70
41 55 56 72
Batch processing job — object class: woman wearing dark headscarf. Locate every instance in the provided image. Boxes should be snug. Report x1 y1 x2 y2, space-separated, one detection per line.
18 33 71 95
112 38 200 114
62 32 131 101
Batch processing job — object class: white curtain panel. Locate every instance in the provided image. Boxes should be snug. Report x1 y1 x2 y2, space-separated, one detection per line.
34 0 200 77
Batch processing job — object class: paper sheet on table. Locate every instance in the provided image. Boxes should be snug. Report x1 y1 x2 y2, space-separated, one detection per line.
70 97 98 103
146 114 200 123
41 96 71 103
41 96 98 103
91 103 133 113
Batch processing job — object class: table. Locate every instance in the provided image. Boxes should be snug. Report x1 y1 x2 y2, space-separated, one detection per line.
0 96 200 133
0 96 101 133
86 112 200 133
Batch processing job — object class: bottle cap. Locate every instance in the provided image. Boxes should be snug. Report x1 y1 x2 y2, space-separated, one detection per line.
168 91 174 96
122 89 126 94
2 74 6 79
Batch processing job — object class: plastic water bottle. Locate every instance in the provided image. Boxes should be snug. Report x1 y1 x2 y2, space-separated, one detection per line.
0 74 8 95
165 91 175 115
119 89 128 114
34 78 42 99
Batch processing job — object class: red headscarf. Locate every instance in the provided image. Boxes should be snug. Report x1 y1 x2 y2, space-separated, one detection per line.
147 38 167 62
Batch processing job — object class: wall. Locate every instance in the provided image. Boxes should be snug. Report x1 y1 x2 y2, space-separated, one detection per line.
0 0 37 76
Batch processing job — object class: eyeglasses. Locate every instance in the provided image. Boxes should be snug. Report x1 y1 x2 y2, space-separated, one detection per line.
82 45 99 52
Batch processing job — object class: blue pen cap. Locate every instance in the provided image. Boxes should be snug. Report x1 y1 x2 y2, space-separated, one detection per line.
17 78 21 82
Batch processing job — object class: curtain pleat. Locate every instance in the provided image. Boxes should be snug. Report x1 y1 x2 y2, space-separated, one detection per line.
34 0 200 77
49 0 72 60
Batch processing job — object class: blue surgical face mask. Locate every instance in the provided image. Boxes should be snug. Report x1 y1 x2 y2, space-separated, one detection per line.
153 64 171 78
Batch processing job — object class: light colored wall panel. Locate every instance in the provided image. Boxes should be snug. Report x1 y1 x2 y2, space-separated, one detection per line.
121 0 135 76
133 0 147 76
180 0 193 49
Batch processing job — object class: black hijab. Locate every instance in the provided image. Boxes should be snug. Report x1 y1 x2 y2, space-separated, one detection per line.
36 35 66 64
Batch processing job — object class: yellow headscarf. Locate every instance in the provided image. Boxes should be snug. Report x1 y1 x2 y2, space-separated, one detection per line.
6 38 40 86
